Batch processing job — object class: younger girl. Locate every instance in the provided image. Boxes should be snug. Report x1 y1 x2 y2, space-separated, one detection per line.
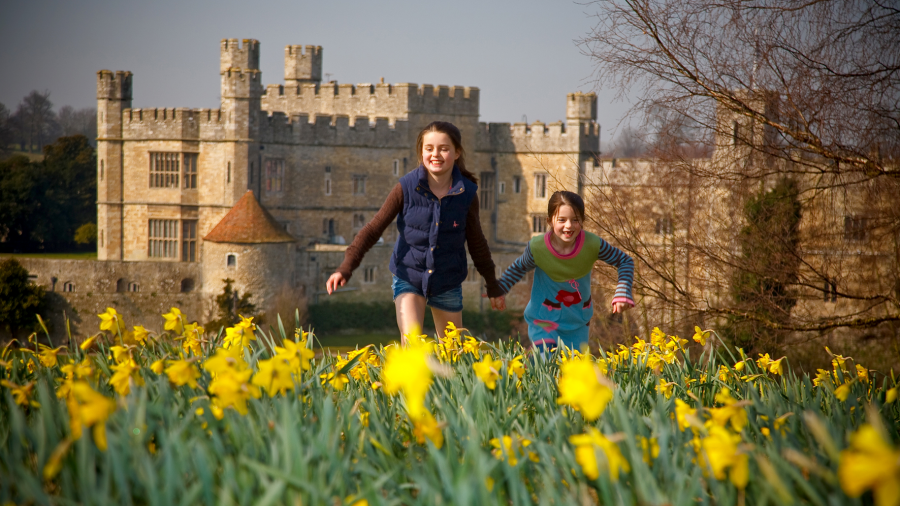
493 191 634 352
325 121 504 339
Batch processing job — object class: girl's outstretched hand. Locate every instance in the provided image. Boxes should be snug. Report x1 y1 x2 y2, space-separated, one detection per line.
325 272 346 294
482 294 506 310
611 301 630 314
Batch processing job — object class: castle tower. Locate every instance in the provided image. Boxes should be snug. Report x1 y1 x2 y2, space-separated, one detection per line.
565 92 601 193
284 45 322 85
220 38 260 73
202 190 296 313
96 70 133 261
713 89 780 168
220 39 263 203
566 92 597 122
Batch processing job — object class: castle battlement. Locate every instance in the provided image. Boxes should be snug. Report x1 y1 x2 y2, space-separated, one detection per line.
285 45 322 84
97 70 133 100
122 107 200 140
477 119 600 153
261 81 478 121
255 112 407 147
221 68 263 99
220 38 259 72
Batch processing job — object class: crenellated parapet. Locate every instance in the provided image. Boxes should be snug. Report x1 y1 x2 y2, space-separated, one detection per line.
222 68 263 99
476 119 600 153
261 82 478 121
122 108 201 140
566 92 597 121
256 112 408 147
220 38 259 72
285 45 322 85
97 70 133 101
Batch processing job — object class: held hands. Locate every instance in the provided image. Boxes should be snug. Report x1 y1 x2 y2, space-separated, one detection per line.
325 272 346 295
482 294 507 311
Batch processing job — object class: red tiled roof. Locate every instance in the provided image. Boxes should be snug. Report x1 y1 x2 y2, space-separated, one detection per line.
203 191 295 244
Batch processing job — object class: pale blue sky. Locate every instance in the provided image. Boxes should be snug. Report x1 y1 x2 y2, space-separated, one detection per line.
0 0 636 143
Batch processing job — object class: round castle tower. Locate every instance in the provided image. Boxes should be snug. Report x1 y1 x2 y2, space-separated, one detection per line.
202 190 296 314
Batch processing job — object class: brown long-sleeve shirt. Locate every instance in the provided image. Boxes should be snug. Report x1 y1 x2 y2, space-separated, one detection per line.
336 183 503 297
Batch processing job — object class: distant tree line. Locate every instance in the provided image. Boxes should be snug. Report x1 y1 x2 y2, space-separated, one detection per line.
0 135 97 253
0 90 96 157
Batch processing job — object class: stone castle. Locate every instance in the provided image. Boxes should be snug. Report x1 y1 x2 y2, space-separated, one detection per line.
23 38 601 332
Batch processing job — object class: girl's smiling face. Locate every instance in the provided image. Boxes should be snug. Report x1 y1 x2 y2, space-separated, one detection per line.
421 131 459 177
550 204 582 244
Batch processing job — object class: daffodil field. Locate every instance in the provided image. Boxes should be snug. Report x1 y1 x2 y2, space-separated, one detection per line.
2 308 899 505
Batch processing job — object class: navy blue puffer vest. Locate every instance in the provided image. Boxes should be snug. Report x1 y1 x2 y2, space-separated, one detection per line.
389 165 477 296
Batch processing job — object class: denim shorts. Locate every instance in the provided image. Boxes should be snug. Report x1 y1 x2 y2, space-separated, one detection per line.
391 275 464 313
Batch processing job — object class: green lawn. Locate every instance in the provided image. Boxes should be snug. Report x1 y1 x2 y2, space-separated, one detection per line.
0 251 97 260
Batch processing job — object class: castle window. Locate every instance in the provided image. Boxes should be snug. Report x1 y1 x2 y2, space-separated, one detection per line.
363 266 376 283
227 162 231 183
183 153 198 189
499 182 506 194
116 278 126 292
513 176 521 194
844 216 868 241
655 216 674 235
63 281 74 292
352 175 366 195
325 167 332 196
128 282 140 292
181 278 195 293
732 121 740 145
824 279 837 302
148 219 178 258
100 229 104 247
226 254 237 267
532 214 547 234
353 214 366 229
480 173 495 210
249 162 255 185
265 158 285 193
534 174 547 198
182 220 197 262
100 160 104 181
393 159 400 177
149 152 181 188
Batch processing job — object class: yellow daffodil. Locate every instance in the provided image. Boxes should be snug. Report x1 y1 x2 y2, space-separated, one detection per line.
130 325 149 346
813 368 834 387
109 359 142 396
569 428 630 481
79 334 100 352
108 345 132 364
674 398 695 432
203 346 249 376
253 356 295 396
37 344 65 368
411 410 444 448
639 436 660 464
490 435 537 466
717 365 731 382
887 387 898 404
223 316 256 350
656 379 675 399
508 355 525 379
162 307 185 335
381 342 433 419
320 370 350 390
151 358 166 374
165 358 201 389
707 388 748 432
557 357 614 421
66 381 116 451
700 425 748 489
182 322 204 356
692 326 709 346
461 335 481 359
835 381 852 402
207 368 260 415
650 327 666 347
1 380 40 408
856 364 870 383
734 360 746 372
768 357 785 375
97 307 125 335
42 439 73 480
839 424 900 506
274 338 315 374
473 354 502 390
756 353 771 371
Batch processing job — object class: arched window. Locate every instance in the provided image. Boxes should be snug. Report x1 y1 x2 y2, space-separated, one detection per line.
227 254 237 267
63 281 74 292
116 278 126 292
180 278 195 292
128 282 140 292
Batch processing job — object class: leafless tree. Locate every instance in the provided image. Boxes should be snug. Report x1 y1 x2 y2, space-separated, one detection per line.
12 90 59 152
578 0 900 358
57 106 97 146
0 103 12 157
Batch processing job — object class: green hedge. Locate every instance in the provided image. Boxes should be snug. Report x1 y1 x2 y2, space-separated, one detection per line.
308 301 520 340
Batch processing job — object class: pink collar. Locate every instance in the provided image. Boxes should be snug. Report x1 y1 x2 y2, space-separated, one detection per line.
544 230 584 259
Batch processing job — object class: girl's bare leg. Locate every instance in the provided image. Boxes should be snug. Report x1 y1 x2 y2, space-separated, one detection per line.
395 292 427 344
430 307 463 338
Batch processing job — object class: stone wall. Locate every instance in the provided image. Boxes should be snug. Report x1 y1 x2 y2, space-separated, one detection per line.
8 257 205 341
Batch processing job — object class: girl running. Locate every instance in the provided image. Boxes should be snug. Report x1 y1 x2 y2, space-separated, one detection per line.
325 121 504 340
493 191 634 352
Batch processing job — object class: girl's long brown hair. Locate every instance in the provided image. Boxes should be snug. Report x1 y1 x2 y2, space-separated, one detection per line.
547 191 585 222
416 121 478 184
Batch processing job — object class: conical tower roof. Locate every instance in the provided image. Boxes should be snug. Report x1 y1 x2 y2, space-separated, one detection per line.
203 190 294 244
